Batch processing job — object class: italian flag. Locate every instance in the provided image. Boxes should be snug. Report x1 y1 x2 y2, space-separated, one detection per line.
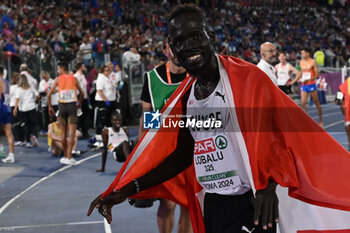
102 55 350 233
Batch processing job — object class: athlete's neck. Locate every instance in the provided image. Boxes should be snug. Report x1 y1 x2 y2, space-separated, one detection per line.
281 61 287 66
112 126 120 133
169 62 186 74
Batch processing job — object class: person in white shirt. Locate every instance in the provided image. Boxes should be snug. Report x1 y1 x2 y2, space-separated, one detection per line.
257 42 278 85
19 63 38 90
38 71 58 133
122 47 141 70
9 73 24 145
79 36 92 68
274 52 301 97
94 65 116 135
13 74 39 148
74 62 90 138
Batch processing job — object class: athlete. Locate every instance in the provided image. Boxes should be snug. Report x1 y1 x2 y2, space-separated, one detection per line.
48 62 84 165
339 77 350 150
96 111 129 172
138 43 192 233
0 66 15 163
47 120 81 156
291 49 323 126
88 5 278 233
275 52 301 96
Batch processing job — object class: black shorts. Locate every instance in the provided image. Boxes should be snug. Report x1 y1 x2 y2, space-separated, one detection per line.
58 102 77 124
278 85 292 94
204 191 276 233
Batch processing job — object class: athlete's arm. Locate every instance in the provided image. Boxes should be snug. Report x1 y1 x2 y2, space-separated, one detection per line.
288 65 301 85
76 81 84 108
48 78 58 116
88 126 194 223
137 101 152 141
96 128 109 172
123 127 129 138
312 60 320 79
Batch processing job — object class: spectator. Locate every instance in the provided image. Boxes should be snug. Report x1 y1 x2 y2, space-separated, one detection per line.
79 35 92 67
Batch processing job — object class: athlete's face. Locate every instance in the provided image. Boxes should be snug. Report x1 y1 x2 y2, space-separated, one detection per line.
111 115 122 128
168 13 216 76
278 53 286 63
301 50 309 59
57 66 63 75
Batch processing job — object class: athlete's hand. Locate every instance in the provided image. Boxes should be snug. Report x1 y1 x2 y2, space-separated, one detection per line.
87 182 136 223
48 106 55 117
253 180 279 230
13 108 17 116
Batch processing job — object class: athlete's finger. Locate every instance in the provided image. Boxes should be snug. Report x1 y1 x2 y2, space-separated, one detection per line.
254 197 262 226
87 194 102 216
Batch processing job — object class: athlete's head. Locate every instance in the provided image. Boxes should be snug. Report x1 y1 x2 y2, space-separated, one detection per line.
278 52 287 64
110 111 122 129
301 49 312 59
57 62 69 75
260 42 277 64
168 4 216 77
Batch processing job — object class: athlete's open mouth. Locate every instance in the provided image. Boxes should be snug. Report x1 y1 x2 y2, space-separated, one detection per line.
187 54 201 62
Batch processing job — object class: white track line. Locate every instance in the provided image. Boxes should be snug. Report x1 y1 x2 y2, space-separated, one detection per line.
0 220 104 231
324 120 344 129
0 152 100 214
104 218 112 233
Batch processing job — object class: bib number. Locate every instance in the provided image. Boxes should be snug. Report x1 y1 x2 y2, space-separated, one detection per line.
60 89 75 102
301 72 311 81
193 135 242 192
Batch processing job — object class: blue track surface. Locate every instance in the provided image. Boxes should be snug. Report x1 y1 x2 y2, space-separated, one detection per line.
0 103 348 233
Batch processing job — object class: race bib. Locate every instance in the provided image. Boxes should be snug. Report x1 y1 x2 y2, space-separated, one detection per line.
277 72 289 86
59 89 75 102
302 72 311 81
193 134 242 192
337 91 344 100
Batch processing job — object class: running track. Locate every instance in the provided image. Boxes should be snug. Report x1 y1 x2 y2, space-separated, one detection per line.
0 103 347 233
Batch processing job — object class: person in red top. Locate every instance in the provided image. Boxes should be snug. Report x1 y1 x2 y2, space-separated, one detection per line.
48 62 84 165
291 49 323 127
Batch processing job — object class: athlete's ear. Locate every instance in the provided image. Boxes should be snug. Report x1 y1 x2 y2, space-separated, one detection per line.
207 29 216 43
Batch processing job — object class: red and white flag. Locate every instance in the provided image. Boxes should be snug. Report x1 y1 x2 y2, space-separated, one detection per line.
102 55 350 233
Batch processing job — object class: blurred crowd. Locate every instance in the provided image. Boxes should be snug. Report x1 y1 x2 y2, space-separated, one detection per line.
0 0 349 141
